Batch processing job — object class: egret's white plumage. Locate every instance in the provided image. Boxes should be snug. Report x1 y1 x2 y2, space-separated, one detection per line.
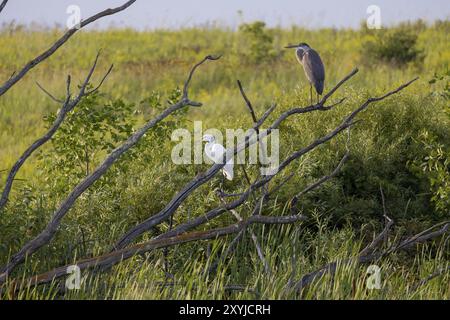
203 134 234 180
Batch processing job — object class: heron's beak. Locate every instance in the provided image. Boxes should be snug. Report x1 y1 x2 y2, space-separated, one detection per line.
285 44 298 49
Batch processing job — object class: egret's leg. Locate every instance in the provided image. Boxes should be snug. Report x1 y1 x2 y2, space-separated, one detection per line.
309 85 312 105
317 93 319 104
220 172 225 190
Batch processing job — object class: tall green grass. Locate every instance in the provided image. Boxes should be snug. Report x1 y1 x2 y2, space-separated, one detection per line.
0 21 449 300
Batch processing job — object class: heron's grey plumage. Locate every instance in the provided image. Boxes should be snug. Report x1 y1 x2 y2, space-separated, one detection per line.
297 49 325 95
286 42 325 102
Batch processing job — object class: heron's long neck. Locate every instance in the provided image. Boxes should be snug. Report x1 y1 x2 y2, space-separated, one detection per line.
296 48 308 62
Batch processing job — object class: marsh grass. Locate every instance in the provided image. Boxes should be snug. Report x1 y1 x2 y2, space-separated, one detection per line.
0 21 449 300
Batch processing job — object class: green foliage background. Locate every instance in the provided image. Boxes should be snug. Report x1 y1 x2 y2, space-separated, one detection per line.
0 20 448 299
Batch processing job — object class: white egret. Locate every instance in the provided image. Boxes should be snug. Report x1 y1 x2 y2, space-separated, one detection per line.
202 134 233 180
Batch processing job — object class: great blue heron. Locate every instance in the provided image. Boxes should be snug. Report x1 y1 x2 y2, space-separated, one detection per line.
285 42 325 104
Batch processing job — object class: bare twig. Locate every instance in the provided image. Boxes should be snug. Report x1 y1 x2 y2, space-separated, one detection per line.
249 231 271 274
237 80 258 124
320 68 358 104
237 79 270 181
236 79 268 183
222 199 271 275
35 82 64 103
0 0 136 97
182 55 221 105
194 142 346 276
387 221 449 253
86 64 114 95
359 215 394 256
292 152 349 204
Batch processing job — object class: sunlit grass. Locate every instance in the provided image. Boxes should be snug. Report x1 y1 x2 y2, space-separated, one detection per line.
0 22 449 300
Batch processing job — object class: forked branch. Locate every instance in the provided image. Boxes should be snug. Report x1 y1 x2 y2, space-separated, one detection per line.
0 52 111 211
0 0 136 97
113 68 362 249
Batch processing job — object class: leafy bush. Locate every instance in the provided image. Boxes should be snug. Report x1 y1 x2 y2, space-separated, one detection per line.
238 21 277 64
409 73 450 215
38 88 137 195
429 70 450 101
412 132 450 215
361 29 424 66
36 85 187 198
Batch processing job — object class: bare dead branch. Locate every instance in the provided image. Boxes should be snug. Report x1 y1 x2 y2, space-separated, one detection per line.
293 152 349 203
256 104 277 127
268 173 295 196
412 265 450 291
293 220 449 292
182 55 221 105
320 68 358 104
149 73 417 248
0 0 136 97
0 64 418 291
0 0 8 14
114 68 361 249
359 215 394 256
388 221 449 253
237 79 271 179
237 80 258 124
86 65 114 95
0 52 110 211
250 231 271 274
35 82 64 103
174 136 349 274
0 55 220 283
250 172 295 217
206 174 295 275
5 214 307 291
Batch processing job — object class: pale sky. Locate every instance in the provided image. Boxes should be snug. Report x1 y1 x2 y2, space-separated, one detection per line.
1 0 449 30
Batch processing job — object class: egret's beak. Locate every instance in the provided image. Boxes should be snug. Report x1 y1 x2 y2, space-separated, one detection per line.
285 44 298 49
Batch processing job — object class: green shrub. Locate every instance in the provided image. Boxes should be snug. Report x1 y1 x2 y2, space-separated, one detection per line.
361 29 424 66
429 70 450 101
238 21 277 64
38 88 136 195
408 73 450 215
412 132 450 215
